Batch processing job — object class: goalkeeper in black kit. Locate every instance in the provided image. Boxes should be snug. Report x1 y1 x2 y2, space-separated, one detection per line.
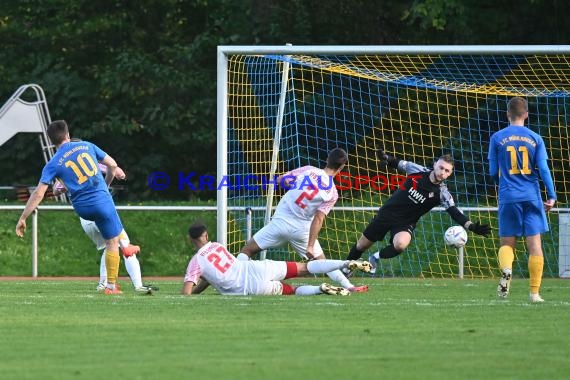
345 150 491 274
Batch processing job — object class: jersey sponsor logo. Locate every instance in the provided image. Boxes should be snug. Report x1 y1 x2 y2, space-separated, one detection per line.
408 188 426 204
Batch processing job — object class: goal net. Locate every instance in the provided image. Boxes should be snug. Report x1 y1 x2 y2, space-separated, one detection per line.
217 46 569 278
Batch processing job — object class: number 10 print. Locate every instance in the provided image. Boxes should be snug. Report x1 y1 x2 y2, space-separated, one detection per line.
65 153 99 184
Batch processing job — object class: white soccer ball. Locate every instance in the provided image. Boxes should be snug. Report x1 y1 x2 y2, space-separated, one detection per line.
444 226 468 248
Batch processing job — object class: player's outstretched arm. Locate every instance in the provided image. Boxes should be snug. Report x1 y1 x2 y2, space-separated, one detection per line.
445 204 491 237
465 221 491 237
100 155 119 186
192 278 210 294
181 281 196 295
182 278 210 295
306 211 326 259
377 148 400 169
15 183 49 237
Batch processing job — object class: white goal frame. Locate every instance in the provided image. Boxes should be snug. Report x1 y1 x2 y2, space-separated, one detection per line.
216 45 570 278
216 44 570 246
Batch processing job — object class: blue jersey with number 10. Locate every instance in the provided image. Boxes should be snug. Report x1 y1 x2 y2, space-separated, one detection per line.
40 141 112 208
488 125 547 204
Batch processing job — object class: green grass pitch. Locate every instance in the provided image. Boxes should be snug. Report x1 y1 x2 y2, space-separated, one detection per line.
1 277 569 380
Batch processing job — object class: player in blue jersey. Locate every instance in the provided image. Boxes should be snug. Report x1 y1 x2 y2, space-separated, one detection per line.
52 162 156 295
488 97 556 303
15 120 124 295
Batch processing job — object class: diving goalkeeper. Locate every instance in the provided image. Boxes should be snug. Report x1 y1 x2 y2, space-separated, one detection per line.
345 151 491 273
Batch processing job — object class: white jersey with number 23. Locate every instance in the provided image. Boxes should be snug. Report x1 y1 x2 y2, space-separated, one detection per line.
184 242 288 295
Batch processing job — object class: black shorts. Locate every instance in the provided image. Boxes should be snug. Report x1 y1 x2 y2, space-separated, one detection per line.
362 214 416 244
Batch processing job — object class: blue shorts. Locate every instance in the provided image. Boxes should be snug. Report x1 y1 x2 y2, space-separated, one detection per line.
74 202 123 240
498 200 549 237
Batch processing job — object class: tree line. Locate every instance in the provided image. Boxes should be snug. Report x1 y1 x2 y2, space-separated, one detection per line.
0 0 566 200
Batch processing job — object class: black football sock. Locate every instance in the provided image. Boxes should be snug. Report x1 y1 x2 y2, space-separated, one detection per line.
379 245 401 259
346 244 365 260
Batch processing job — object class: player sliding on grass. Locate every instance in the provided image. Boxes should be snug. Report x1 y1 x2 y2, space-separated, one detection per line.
182 222 372 296
345 151 491 274
236 148 369 293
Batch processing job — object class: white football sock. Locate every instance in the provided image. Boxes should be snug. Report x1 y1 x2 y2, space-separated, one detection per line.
118 229 130 249
99 251 107 285
294 285 322 295
326 269 353 288
306 259 345 274
124 255 143 288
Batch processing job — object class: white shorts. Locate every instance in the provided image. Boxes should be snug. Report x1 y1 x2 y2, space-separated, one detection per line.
80 218 106 250
80 218 130 251
252 218 324 260
245 260 288 295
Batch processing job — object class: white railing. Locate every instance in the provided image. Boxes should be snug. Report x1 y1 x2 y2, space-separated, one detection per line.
2 205 218 277
3 205 568 278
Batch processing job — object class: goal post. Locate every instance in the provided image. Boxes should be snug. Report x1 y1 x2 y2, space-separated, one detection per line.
217 45 570 278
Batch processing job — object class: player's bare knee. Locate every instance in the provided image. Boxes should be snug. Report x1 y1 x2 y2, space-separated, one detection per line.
356 236 373 251
296 262 309 276
393 241 408 252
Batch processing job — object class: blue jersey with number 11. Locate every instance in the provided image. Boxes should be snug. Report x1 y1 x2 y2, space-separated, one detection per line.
488 125 547 204
40 141 112 207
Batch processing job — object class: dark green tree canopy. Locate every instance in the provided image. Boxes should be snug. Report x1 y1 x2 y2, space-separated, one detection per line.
0 0 567 200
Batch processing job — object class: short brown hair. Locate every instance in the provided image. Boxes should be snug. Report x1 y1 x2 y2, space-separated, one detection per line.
438 154 454 166
47 120 69 145
326 148 348 170
507 97 528 119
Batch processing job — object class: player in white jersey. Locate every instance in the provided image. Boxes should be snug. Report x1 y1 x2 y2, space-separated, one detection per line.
182 222 372 296
237 148 369 293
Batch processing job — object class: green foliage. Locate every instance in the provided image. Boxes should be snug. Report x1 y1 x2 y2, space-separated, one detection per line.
403 0 570 44
0 203 217 276
0 0 243 200
1 0 569 201
403 0 466 31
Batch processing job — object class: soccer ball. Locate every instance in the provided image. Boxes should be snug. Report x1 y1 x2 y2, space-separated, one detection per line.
444 226 468 248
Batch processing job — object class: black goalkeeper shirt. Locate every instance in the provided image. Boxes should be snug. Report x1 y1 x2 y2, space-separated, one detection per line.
376 160 456 225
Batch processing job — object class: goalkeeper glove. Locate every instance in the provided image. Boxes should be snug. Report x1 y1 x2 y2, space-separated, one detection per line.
468 221 491 237
377 149 400 169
